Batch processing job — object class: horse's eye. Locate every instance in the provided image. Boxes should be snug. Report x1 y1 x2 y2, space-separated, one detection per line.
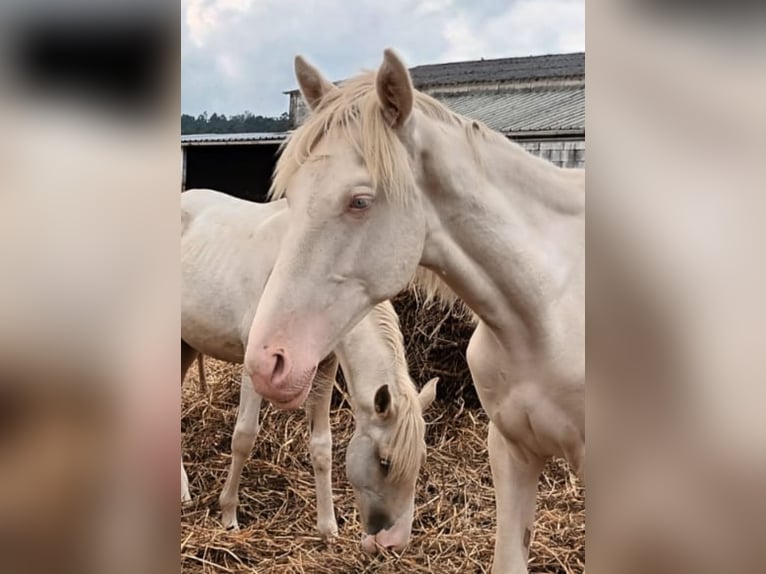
379 458 391 476
349 195 373 211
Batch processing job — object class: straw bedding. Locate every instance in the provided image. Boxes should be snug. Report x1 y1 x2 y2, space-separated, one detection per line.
181 298 584 573
390 293 480 409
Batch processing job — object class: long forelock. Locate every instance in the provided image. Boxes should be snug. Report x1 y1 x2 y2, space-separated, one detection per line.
269 70 483 207
367 299 472 482
386 393 425 483
369 301 426 482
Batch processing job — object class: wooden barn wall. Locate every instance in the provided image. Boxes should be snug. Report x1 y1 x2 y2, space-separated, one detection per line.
518 140 585 168
290 94 309 128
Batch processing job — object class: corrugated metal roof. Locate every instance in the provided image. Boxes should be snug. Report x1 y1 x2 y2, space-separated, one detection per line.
181 132 288 146
410 52 584 88
435 85 584 136
286 52 584 93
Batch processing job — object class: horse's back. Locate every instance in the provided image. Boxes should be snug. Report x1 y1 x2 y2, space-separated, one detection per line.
182 188 285 234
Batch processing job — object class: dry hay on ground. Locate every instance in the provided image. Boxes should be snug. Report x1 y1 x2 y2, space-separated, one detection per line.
391 293 480 409
181 359 584 574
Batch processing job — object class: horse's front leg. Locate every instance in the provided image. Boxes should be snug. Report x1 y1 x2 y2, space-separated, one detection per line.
181 341 199 503
487 421 544 574
181 461 191 503
467 326 544 574
305 354 340 541
219 368 263 529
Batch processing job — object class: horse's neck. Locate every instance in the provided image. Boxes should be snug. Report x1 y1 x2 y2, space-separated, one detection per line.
336 306 408 407
416 117 585 346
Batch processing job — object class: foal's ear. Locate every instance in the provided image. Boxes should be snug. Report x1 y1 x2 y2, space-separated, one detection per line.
294 55 337 111
418 377 439 411
373 384 393 418
376 48 414 128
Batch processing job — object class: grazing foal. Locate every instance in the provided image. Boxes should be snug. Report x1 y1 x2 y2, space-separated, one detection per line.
181 189 436 549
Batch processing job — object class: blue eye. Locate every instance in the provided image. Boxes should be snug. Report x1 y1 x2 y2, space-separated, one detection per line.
349 195 373 210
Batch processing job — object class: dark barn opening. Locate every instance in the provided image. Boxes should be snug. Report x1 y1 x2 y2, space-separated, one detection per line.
182 139 282 203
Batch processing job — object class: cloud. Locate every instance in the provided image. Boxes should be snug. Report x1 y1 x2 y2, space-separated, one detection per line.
442 0 585 61
181 0 584 116
184 0 258 48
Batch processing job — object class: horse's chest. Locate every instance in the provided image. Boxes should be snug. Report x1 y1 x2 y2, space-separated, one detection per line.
466 322 584 461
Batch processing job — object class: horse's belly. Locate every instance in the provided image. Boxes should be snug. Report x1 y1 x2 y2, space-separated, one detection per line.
181 305 247 364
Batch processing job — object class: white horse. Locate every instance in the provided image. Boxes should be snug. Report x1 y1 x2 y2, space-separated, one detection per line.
181 188 437 551
244 50 584 573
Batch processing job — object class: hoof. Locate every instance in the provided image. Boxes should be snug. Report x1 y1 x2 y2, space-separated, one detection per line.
221 509 240 531
318 522 339 542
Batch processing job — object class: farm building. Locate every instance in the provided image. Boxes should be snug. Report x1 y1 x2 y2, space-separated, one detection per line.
181 51 585 200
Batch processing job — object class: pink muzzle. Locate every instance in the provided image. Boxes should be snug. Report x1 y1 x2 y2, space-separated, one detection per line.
245 345 316 410
360 521 411 554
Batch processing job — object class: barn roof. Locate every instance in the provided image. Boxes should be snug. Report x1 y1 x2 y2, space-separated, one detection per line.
438 84 584 137
282 52 585 138
409 52 584 88
181 132 288 146
285 52 585 93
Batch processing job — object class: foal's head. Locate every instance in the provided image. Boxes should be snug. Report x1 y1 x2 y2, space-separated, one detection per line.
346 376 437 553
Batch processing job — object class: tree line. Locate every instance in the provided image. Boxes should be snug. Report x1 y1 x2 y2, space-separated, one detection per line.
182 111 290 134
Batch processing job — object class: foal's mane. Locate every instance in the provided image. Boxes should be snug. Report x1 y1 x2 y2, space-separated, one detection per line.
270 70 488 307
369 301 427 483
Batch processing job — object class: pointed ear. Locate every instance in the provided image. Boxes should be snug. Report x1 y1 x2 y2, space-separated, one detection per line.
418 377 439 411
294 55 337 111
373 384 393 418
376 48 414 128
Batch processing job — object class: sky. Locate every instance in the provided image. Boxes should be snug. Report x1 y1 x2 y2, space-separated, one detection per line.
181 0 584 117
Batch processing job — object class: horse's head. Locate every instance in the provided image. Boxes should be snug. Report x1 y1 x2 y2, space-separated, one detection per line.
346 377 437 552
245 49 428 408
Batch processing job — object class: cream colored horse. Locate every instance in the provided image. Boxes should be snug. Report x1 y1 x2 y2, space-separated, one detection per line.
181 188 437 550
244 50 584 573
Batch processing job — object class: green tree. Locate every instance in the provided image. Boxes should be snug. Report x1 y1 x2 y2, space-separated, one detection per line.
180 111 290 134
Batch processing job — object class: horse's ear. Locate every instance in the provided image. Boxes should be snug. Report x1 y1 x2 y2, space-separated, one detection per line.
376 48 413 128
418 377 439 411
373 384 392 418
294 55 337 111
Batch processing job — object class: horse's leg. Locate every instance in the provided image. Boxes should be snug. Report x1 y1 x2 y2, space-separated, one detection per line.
181 340 199 502
219 368 262 530
488 421 544 574
181 340 198 380
467 326 545 574
305 354 340 540
181 462 191 503
196 354 208 394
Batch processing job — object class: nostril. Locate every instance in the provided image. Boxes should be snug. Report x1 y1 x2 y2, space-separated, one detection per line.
366 511 391 535
272 351 285 377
